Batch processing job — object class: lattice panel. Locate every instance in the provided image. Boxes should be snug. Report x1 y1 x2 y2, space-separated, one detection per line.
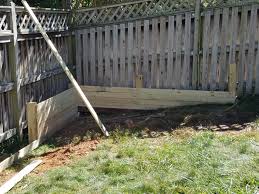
202 0 259 8
0 12 9 31
74 0 196 26
16 10 69 33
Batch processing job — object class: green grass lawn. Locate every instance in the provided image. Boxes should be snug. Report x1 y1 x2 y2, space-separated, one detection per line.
11 129 259 194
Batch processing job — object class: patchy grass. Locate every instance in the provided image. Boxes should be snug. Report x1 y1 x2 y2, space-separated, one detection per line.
11 129 259 194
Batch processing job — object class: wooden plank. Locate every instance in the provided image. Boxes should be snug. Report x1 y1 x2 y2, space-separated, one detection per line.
0 45 4 82
159 17 166 88
0 128 16 144
1 90 7 133
36 88 78 140
119 23 126 86
228 63 237 96
135 75 143 88
127 22 134 87
151 18 158 88
0 82 14 93
255 36 259 94
201 11 211 90
136 20 142 75
143 20 150 88
97 27 103 86
78 86 235 110
182 12 191 89
90 28 96 85
0 140 41 173
112 25 119 87
174 14 182 89
238 6 248 95
229 7 238 81
83 29 89 85
104 25 111 86
210 9 220 91
247 6 257 94
8 2 22 139
0 160 42 194
192 0 201 89
27 102 38 143
167 16 175 89
75 30 83 84
0 94 3 134
219 8 229 91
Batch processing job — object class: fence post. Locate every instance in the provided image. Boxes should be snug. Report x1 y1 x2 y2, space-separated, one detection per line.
8 1 23 140
27 102 38 143
229 63 237 96
192 0 201 89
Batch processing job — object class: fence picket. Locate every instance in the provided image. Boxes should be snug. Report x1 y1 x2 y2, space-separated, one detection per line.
182 12 191 89
127 22 134 87
238 6 249 95
201 11 211 90
247 6 257 94
210 9 220 91
159 17 166 88
104 26 111 86
119 24 126 86
90 28 96 85
174 14 182 89
167 16 175 89
83 29 89 85
219 8 229 91
112 25 119 86
151 18 158 88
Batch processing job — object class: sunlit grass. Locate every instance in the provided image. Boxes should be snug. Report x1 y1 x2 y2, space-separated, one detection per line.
11 129 259 194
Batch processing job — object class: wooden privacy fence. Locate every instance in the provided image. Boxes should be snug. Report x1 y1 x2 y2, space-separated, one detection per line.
0 4 72 144
1 0 259 147
74 0 259 95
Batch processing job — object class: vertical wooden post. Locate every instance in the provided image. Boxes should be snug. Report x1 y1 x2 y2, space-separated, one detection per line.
27 102 38 143
192 0 201 89
8 1 23 140
229 63 237 96
136 75 143 88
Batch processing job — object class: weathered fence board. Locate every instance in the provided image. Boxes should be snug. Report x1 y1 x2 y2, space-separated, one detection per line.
76 12 196 90
0 31 72 143
75 4 259 94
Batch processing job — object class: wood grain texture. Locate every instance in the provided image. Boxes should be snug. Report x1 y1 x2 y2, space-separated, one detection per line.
83 29 89 85
36 88 78 141
159 17 166 88
78 86 236 110
247 6 257 94
127 22 134 87
167 16 175 89
219 8 229 91
201 11 211 90
238 6 248 95
90 28 96 85
119 23 126 86
112 25 118 86
151 18 158 88
210 9 220 91
104 25 111 86
182 12 191 89
174 14 182 89
97 27 103 86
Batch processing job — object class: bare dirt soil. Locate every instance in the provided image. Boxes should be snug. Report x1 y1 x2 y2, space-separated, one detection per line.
0 104 258 185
